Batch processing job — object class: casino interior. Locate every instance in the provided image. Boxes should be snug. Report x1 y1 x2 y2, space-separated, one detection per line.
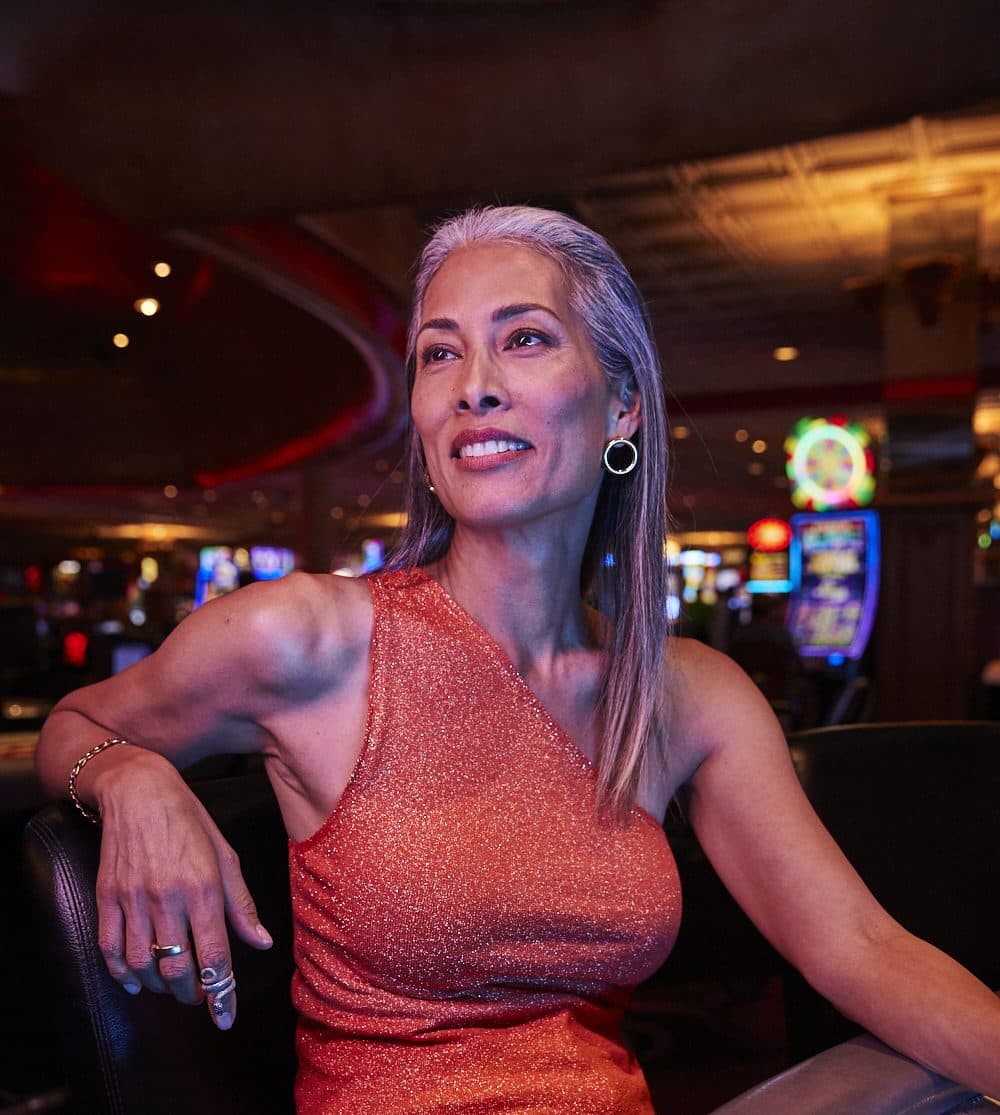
1 2 999 1113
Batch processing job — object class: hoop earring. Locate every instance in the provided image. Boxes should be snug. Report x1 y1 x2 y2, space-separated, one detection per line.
602 437 639 476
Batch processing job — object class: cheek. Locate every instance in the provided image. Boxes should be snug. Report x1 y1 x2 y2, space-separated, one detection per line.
409 385 437 450
539 375 613 441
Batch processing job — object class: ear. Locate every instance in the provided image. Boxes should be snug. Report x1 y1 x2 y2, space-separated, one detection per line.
607 383 641 440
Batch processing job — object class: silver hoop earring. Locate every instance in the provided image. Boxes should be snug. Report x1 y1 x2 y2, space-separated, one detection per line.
602 437 638 476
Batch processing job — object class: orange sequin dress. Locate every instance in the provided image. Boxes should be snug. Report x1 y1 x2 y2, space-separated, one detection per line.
289 568 681 1113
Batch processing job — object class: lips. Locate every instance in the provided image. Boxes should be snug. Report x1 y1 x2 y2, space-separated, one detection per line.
451 428 533 461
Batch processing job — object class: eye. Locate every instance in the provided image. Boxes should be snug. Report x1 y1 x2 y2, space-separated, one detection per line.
505 328 550 351
420 343 458 366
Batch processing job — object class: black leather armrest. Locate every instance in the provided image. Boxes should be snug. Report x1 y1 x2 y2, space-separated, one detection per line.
23 773 297 1115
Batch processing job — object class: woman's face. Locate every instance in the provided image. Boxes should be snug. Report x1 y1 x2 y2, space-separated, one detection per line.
410 241 639 534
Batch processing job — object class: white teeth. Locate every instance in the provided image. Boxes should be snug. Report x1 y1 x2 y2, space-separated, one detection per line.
459 439 528 459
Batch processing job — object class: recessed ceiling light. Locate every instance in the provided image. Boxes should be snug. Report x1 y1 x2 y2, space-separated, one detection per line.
112 333 129 348
153 261 172 278
752 439 767 454
134 297 159 316
735 428 749 443
673 425 690 439
773 346 799 362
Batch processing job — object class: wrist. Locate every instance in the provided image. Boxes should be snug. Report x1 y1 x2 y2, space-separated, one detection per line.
72 740 173 822
68 738 130 823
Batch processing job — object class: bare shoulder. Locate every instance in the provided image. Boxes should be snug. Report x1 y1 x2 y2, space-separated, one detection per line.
662 636 781 785
157 570 373 699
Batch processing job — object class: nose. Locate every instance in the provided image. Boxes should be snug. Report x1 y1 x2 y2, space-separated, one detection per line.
454 347 508 414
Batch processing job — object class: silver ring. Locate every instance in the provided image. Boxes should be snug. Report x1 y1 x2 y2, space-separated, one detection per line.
201 971 236 997
150 942 187 960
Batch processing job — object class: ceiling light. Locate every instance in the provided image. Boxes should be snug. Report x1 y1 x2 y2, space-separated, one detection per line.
673 425 690 439
748 462 765 476
95 523 219 542
773 346 799 362
752 439 767 454
134 298 159 316
163 484 178 499
976 453 1000 480
735 428 749 443
363 511 408 529
113 333 129 349
153 261 172 278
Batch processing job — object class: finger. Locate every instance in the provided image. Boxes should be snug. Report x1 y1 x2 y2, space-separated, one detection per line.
195 948 237 1031
97 899 142 996
211 834 273 951
187 876 238 1030
149 923 201 1006
122 902 168 994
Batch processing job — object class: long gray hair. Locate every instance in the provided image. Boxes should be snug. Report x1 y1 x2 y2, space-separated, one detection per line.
389 206 670 814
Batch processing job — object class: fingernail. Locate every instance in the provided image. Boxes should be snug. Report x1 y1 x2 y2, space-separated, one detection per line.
216 1011 233 1030
256 923 273 947
123 981 141 996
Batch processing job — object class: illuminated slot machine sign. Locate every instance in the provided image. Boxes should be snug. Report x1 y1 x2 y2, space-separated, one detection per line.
785 416 875 512
194 545 296 608
786 511 880 662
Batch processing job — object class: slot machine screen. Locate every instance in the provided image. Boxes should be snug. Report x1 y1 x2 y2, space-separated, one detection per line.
787 511 879 660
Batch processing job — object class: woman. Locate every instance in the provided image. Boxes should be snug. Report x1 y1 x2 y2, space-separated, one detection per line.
36 206 1000 1110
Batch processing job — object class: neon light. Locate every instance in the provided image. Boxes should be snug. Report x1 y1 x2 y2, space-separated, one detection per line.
785 417 876 511
746 580 793 594
747 518 791 552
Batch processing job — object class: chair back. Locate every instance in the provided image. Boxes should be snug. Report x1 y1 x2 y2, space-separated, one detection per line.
23 772 296 1115
784 720 1000 1058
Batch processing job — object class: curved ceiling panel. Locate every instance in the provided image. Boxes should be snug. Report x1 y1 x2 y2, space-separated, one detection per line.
0 147 408 491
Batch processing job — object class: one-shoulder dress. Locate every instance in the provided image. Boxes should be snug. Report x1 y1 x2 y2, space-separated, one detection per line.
288 568 681 1113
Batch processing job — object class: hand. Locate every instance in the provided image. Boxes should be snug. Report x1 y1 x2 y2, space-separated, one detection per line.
93 753 273 1030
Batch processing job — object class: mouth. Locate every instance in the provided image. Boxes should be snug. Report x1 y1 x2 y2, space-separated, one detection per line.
451 429 533 461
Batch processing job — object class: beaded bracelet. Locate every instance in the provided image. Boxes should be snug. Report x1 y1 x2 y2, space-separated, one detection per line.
68 737 130 824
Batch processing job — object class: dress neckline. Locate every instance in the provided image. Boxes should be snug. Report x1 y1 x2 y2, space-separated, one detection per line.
408 566 661 830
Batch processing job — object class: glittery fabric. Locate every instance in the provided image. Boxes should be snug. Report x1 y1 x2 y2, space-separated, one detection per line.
289 568 682 1113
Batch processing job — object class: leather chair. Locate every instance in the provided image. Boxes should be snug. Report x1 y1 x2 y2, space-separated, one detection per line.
23 745 994 1115
23 771 296 1115
783 720 1000 1060
708 1032 984 1115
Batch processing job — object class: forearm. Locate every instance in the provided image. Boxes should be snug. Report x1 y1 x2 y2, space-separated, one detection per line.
816 924 1000 1098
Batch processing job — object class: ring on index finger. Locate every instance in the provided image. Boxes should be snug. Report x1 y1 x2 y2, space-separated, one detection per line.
150 942 188 960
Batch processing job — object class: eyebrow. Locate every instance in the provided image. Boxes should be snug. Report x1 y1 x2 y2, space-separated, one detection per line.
416 302 559 338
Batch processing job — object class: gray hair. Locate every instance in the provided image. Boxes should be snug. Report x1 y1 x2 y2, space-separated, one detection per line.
389 205 670 813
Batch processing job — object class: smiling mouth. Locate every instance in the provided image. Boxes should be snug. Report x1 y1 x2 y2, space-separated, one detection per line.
455 438 531 460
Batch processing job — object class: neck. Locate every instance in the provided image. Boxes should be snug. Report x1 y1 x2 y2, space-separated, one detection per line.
429 522 595 677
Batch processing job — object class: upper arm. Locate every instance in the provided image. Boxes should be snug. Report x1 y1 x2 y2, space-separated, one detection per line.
671 641 894 989
40 572 370 771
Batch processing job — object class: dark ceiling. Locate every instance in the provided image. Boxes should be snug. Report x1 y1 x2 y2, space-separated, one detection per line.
1 0 999 561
